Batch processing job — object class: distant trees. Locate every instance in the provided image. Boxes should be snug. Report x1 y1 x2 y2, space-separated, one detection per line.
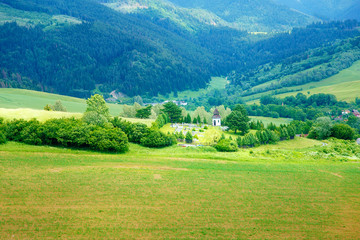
44 100 67 112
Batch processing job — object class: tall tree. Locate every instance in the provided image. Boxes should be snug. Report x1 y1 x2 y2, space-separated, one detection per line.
162 102 182 123
86 94 110 118
136 105 152 119
225 111 250 135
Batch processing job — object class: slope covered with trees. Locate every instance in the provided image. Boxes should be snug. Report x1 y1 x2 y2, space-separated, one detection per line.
0 0 213 97
0 0 359 100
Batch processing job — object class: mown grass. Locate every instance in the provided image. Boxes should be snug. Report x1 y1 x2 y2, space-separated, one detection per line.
0 141 359 239
0 108 83 121
249 116 292 126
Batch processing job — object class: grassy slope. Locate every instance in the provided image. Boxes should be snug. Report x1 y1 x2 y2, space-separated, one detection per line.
0 88 123 116
0 3 81 29
0 141 359 239
166 76 228 100
246 60 360 104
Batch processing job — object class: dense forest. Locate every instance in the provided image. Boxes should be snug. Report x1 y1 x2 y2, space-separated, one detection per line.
0 0 360 100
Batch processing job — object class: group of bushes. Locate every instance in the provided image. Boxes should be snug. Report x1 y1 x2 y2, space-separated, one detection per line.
0 114 178 151
214 124 296 152
0 118 129 152
111 117 176 148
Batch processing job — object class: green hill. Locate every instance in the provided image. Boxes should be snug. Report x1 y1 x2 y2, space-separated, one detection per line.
246 60 360 103
102 0 317 32
0 88 123 116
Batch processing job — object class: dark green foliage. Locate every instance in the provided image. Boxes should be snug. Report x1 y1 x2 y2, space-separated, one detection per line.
308 117 334 140
225 105 250 135
214 139 238 152
241 133 257 148
3 118 129 153
140 130 175 148
87 127 129 152
290 120 313 134
153 113 170 129
111 117 150 144
347 116 360 133
136 105 152 119
0 131 6 144
0 2 212 97
185 131 193 144
184 114 192 124
331 124 356 140
162 102 182 123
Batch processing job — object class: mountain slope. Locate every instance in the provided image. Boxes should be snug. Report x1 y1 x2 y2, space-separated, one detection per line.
272 0 359 20
0 0 215 97
152 0 318 32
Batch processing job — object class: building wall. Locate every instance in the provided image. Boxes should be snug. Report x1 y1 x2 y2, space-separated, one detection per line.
213 118 221 126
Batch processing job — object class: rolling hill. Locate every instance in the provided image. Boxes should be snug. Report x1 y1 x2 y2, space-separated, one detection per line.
272 0 360 20
0 88 123 116
101 0 317 32
0 0 359 101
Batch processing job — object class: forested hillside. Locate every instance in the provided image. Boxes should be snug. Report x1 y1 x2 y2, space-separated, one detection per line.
272 0 360 20
165 0 316 32
0 0 359 100
0 0 214 97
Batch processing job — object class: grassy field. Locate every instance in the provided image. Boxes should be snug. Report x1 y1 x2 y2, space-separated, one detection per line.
0 88 123 116
167 77 228 100
245 60 360 103
250 116 292 126
0 141 359 239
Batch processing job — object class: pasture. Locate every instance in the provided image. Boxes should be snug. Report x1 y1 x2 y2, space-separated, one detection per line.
167 76 228 100
245 60 360 103
0 88 123 116
0 142 359 239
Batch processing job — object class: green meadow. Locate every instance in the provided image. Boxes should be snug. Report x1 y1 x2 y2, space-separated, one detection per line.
246 60 360 104
0 88 123 116
166 76 228 100
0 141 359 239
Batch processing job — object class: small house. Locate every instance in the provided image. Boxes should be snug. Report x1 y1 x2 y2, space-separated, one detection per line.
212 108 221 126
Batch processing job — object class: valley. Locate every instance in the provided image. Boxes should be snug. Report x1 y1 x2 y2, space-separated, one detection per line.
1 0 360 239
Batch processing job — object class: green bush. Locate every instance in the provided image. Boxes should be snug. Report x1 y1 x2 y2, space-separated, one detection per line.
88 127 129 153
185 131 193 143
3 118 129 153
111 117 150 144
331 124 356 140
0 131 7 144
140 130 174 148
215 139 238 152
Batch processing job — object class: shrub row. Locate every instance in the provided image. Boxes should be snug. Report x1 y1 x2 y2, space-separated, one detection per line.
0 118 129 153
111 117 176 148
